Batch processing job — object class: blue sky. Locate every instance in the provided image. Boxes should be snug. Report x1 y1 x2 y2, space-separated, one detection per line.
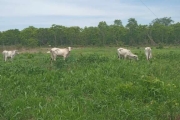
0 0 180 31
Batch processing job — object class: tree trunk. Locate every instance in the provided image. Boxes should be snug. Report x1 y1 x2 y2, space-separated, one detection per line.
147 34 156 45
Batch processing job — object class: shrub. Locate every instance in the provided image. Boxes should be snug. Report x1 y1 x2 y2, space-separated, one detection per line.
156 43 164 49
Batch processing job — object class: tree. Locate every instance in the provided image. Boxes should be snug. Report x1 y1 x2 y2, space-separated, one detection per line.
171 22 180 44
0 17 179 47
26 38 38 47
114 19 123 26
20 26 38 46
125 18 138 45
81 27 100 46
0 29 20 46
126 18 138 29
136 25 149 45
98 21 108 45
50 24 58 46
151 17 174 26
108 25 126 45
36 28 51 46
65 26 81 45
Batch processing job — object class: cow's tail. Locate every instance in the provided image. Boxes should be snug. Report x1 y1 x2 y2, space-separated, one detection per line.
147 50 151 60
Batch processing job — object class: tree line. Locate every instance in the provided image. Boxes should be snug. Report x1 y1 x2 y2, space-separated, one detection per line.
0 17 180 47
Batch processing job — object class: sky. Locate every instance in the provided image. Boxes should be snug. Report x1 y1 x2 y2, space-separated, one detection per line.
0 0 180 31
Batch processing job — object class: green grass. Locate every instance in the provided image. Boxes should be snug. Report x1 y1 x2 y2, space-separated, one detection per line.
0 47 180 120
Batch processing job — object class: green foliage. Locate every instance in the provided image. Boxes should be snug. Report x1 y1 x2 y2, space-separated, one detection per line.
77 53 109 64
0 47 180 119
114 19 123 26
156 43 164 49
26 38 38 47
151 17 174 26
0 18 180 46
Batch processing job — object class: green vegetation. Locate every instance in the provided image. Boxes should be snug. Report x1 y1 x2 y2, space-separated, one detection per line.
0 47 180 120
0 17 180 47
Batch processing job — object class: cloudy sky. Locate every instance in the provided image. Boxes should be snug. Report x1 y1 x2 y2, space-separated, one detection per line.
0 0 180 31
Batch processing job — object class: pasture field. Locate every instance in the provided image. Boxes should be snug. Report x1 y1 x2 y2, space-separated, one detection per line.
0 47 180 120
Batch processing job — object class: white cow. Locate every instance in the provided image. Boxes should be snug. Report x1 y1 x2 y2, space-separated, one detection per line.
117 48 138 60
2 50 19 62
50 47 71 61
145 47 152 60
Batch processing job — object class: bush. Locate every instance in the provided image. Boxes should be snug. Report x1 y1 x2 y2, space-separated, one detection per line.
156 43 164 49
26 38 38 47
77 53 109 64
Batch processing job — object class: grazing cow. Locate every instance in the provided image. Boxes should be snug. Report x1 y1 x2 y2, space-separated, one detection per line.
117 48 138 60
50 47 71 61
145 47 152 60
2 50 19 62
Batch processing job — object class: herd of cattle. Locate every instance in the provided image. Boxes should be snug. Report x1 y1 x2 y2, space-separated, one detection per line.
2 47 152 62
117 47 152 61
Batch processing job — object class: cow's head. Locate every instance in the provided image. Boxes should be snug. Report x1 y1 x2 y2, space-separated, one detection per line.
15 50 20 54
68 47 72 52
133 55 138 60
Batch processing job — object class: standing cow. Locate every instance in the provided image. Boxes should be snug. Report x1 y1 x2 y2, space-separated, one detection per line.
117 48 138 60
2 50 19 62
50 47 71 61
145 47 152 60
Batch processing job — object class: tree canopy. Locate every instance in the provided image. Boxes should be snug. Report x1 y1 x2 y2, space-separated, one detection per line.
0 17 179 47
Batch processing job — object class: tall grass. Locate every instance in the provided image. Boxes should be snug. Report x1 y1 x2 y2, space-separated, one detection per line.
0 47 180 120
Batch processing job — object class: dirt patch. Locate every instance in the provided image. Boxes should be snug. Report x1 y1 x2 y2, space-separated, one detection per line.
0 46 51 54
19 47 51 53
0 46 81 54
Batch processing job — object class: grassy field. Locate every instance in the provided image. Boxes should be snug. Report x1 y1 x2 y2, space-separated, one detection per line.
0 47 180 120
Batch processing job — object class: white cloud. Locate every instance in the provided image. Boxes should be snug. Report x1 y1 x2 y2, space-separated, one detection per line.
0 0 107 17
0 0 159 18
0 0 180 31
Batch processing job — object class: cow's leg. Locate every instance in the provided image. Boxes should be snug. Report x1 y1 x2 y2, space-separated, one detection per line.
11 56 14 62
3 55 5 61
124 55 127 60
63 55 67 60
118 54 120 59
118 54 122 59
54 55 56 61
50 53 55 61
4 56 7 62
145 53 149 60
149 53 152 59
51 53 56 61
146 52 149 60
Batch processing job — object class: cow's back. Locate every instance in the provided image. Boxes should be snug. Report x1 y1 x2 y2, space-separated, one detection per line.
2 50 7 55
50 48 68 55
118 48 131 55
2 50 11 56
145 47 151 51
56 49 68 55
